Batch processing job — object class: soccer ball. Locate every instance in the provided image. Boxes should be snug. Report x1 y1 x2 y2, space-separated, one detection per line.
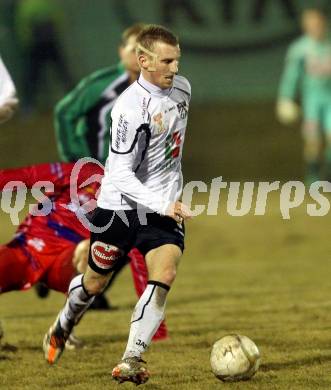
210 334 260 382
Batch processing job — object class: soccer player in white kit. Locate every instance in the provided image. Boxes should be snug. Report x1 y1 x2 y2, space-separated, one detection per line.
0 56 18 123
43 25 192 385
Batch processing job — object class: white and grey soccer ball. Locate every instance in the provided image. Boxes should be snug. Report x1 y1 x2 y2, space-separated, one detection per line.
210 334 260 382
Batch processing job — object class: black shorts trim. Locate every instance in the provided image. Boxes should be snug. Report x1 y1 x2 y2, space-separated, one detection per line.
136 237 184 256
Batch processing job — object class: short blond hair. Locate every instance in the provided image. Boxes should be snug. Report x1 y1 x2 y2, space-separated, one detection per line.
136 24 178 56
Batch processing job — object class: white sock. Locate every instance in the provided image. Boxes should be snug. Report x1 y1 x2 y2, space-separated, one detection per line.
122 281 169 359
59 274 95 333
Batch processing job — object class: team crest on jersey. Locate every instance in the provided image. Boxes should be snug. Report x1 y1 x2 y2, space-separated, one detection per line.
153 112 166 134
91 241 123 270
165 130 182 160
177 101 188 119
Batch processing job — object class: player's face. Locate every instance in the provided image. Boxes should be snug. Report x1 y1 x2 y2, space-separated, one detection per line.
143 42 180 89
302 11 327 40
119 35 140 74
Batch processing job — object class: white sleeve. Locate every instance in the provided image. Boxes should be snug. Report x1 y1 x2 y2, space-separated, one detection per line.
107 106 171 214
0 56 17 107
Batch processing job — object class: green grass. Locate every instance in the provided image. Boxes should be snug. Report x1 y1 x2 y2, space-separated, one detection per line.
1 193 331 389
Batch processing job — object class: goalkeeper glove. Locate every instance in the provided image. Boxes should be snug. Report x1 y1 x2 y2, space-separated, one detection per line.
276 99 300 125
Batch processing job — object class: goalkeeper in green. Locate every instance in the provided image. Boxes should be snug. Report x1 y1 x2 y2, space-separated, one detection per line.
55 23 145 164
277 8 331 183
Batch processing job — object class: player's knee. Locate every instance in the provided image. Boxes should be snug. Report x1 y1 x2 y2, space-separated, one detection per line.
304 141 321 160
84 276 108 296
161 267 177 286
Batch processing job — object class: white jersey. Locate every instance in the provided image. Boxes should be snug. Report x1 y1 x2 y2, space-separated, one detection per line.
98 74 191 214
0 55 16 107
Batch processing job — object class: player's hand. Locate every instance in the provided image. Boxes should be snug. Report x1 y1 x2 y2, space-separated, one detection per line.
0 98 19 124
72 239 90 273
276 99 300 125
165 201 192 223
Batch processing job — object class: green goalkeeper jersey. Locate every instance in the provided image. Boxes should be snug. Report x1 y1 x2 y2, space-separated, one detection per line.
55 62 130 164
279 35 331 103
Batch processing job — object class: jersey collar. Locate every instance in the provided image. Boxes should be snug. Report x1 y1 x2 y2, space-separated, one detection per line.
137 74 172 97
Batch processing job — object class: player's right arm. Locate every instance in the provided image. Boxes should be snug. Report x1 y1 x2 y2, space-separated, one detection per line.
0 56 19 124
277 40 304 124
279 40 305 100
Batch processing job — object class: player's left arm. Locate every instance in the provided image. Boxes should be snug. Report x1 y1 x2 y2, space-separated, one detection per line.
277 43 304 124
278 42 304 101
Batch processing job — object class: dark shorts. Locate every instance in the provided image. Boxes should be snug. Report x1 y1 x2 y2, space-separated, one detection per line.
88 208 185 275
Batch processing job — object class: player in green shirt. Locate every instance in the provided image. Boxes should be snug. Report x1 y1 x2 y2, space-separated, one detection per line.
277 7 331 183
55 23 145 164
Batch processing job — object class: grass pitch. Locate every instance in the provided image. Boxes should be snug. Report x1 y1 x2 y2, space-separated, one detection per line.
1 193 331 390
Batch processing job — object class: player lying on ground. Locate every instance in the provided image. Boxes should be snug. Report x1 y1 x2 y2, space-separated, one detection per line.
0 161 167 345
